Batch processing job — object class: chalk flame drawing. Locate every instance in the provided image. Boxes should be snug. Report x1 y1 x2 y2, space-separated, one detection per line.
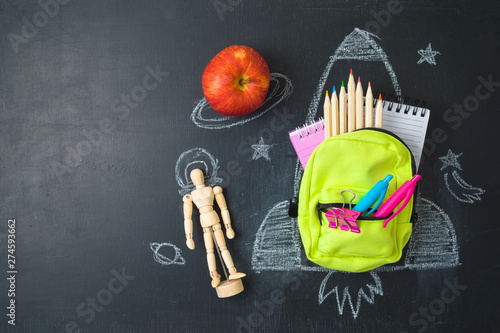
318 271 382 319
150 242 186 266
251 28 459 318
439 149 485 203
175 148 222 196
191 73 293 129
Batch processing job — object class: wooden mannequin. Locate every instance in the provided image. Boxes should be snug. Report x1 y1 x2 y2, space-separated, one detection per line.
183 169 245 297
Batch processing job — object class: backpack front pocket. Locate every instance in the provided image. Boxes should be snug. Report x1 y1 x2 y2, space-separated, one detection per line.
318 213 397 259
317 186 398 259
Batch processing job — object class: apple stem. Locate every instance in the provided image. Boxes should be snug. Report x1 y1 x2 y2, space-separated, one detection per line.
239 78 251 85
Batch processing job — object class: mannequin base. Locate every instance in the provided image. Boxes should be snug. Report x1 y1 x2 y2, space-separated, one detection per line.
215 278 244 298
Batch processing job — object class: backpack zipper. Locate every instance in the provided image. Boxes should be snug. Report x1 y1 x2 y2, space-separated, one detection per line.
317 203 391 221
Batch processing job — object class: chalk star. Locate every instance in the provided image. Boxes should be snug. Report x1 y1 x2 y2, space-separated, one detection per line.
417 43 440 65
439 149 463 170
251 137 274 161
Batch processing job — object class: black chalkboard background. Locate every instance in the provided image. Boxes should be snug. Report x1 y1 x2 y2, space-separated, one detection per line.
1 0 499 332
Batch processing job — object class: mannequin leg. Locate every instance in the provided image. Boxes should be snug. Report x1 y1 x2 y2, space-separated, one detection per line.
212 224 246 280
203 227 221 287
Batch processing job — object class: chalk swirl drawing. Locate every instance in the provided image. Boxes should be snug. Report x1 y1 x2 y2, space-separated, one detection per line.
191 73 293 129
318 271 382 319
251 28 459 318
251 137 274 161
150 242 186 266
175 148 222 196
439 149 485 203
417 43 440 65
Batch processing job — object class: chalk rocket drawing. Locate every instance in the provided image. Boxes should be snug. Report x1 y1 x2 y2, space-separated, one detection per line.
251 28 459 318
191 73 293 129
175 147 222 196
440 149 485 203
417 43 440 65
150 242 186 266
251 137 274 161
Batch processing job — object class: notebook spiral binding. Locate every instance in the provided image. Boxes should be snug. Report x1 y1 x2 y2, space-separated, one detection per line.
376 93 428 117
292 117 325 140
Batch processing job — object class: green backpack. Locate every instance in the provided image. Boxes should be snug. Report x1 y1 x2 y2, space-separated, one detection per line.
298 129 416 272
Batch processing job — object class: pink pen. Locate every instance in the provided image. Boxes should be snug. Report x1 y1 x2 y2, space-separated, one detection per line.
373 174 421 228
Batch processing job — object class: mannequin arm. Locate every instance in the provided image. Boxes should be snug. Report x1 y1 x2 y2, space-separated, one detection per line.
183 194 195 249
213 186 235 239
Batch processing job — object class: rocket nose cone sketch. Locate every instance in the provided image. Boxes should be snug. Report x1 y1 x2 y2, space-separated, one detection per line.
191 73 293 129
304 27 401 124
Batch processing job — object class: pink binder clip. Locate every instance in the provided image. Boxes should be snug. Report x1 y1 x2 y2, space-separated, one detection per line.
324 190 361 233
325 208 361 233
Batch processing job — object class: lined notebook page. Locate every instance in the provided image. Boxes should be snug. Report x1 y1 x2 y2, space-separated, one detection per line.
289 101 430 169
378 103 430 167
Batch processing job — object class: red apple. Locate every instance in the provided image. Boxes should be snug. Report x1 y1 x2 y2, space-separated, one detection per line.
202 45 270 117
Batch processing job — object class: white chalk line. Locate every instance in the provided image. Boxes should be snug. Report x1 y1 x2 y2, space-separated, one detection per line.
318 271 383 319
191 73 293 129
150 242 186 266
444 170 485 204
175 148 222 196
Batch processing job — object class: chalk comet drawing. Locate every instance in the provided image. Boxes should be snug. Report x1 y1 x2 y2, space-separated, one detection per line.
150 242 186 266
439 149 485 203
251 28 459 318
191 73 293 129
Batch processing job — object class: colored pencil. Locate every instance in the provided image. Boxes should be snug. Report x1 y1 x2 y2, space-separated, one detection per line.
323 90 331 139
331 86 339 136
365 82 373 127
339 81 347 134
375 94 383 128
347 69 356 132
355 76 364 130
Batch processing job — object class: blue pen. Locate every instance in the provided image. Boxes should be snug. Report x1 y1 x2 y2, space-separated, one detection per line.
352 174 393 215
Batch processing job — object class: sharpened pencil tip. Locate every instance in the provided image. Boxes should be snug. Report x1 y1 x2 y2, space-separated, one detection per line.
341 81 344 87
368 82 371 87
378 94 382 100
358 76 361 83
332 85 335 93
326 90 328 97
350 69 353 75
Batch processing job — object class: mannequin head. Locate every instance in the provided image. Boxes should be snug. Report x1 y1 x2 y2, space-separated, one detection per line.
190 169 205 188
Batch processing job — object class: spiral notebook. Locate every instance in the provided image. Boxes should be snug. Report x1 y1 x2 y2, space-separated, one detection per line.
289 98 430 169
